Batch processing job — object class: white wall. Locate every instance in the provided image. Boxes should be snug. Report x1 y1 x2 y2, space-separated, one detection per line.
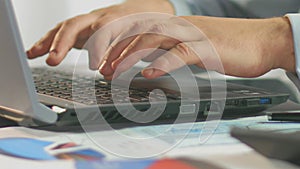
65 0 124 18
12 0 123 49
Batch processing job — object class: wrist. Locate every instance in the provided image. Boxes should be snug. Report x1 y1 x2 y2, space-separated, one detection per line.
286 14 300 78
263 17 295 73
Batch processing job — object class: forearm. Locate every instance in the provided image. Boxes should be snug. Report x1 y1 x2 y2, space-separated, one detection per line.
179 16 296 77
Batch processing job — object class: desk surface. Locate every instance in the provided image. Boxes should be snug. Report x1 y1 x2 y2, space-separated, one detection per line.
1 100 300 169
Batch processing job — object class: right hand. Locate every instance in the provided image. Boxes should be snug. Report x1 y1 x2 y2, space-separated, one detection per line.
26 0 174 70
99 16 295 80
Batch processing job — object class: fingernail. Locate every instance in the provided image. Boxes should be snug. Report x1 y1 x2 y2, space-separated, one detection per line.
26 50 31 57
99 60 113 76
99 60 107 71
111 60 120 70
35 44 43 49
49 49 57 57
46 49 61 66
143 68 154 76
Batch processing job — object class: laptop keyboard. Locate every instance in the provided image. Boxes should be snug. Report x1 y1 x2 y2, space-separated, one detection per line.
32 68 181 105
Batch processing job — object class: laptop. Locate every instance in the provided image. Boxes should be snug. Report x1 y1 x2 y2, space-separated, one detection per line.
0 0 290 127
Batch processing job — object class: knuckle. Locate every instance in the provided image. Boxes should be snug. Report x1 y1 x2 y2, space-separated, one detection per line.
157 56 172 70
36 39 46 47
54 22 63 29
130 21 146 33
148 23 166 34
90 22 102 32
62 15 82 28
126 41 136 51
61 20 72 28
53 35 64 45
175 43 191 57
90 17 113 33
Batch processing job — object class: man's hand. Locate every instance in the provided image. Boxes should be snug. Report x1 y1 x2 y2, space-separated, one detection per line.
26 0 174 70
100 16 296 80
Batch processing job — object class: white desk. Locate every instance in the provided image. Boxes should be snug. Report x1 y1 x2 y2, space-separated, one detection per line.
1 111 300 169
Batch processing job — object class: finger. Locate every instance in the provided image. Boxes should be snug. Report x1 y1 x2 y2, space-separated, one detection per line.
105 31 178 80
142 49 167 62
109 19 191 70
99 35 137 76
110 16 207 69
27 25 61 59
45 14 98 66
86 15 139 73
141 42 202 79
66 15 116 70
112 48 162 80
111 33 179 71
72 13 109 50
87 31 111 70
100 19 155 74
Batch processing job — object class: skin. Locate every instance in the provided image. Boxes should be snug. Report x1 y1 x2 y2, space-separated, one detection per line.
27 0 296 80
102 16 295 80
27 0 174 69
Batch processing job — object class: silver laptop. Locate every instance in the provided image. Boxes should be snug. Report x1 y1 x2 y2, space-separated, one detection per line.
0 0 289 127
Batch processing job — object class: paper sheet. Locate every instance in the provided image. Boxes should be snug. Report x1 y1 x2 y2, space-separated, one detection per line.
1 115 300 169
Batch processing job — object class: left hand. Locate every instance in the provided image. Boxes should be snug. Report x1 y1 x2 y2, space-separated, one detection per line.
26 0 174 70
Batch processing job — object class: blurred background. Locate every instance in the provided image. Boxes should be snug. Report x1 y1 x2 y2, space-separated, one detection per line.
12 0 123 49
11 0 124 69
